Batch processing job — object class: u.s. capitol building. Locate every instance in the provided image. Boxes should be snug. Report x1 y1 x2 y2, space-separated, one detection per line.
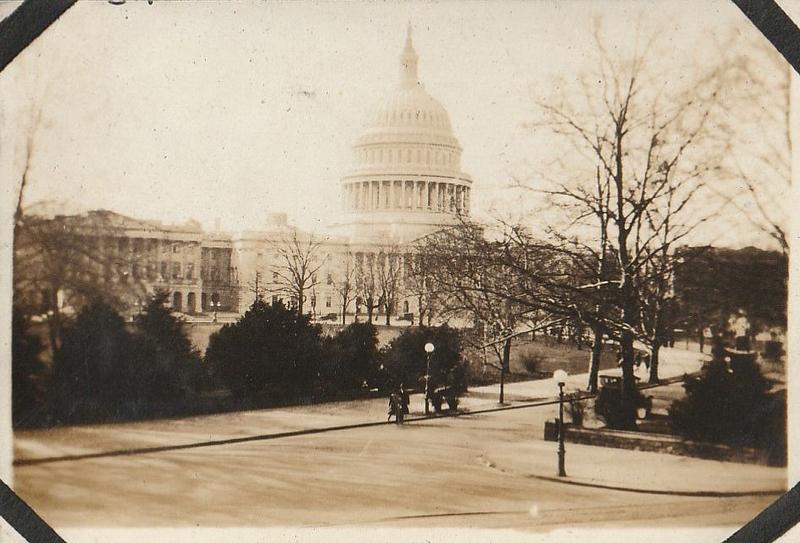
19 28 472 323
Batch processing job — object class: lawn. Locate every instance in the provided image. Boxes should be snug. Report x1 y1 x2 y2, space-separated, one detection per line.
465 334 619 385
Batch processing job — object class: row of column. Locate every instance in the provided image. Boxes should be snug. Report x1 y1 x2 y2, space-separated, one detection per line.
344 180 470 214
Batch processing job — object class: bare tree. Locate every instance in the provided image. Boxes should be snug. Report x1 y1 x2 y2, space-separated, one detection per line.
532 27 730 400
332 251 357 325
14 211 150 356
376 244 404 326
269 230 326 316
420 221 568 402
404 248 436 326
354 253 380 323
713 34 791 255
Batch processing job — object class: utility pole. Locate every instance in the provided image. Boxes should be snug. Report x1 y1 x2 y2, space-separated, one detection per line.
249 271 263 303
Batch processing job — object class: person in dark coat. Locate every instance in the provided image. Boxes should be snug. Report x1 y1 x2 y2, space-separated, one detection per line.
399 383 409 415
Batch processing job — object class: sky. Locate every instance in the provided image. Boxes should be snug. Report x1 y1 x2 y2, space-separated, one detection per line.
0 0 790 249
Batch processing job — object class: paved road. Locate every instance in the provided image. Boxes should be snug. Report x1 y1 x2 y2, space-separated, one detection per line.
13 394 779 535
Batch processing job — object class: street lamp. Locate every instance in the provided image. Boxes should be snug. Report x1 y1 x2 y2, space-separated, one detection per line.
424 342 435 415
210 300 221 322
553 369 568 477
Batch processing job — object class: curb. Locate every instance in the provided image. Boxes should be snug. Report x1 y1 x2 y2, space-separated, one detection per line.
525 472 785 498
478 454 785 498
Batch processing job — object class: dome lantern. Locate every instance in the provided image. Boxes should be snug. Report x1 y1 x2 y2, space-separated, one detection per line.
399 23 419 88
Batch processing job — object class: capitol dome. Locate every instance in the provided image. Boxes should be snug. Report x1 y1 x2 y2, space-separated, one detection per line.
334 25 472 243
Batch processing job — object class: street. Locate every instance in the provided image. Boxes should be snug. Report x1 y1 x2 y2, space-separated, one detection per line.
13 379 784 537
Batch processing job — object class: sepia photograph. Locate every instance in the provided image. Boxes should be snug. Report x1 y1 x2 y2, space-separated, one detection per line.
0 0 796 541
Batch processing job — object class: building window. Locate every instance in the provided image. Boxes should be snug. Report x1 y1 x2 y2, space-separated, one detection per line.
160 262 168 280
173 244 179 254
325 296 332 308
186 263 194 280
172 262 181 279
326 273 333 285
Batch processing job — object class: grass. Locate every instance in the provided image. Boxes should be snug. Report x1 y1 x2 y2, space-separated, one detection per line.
466 334 618 386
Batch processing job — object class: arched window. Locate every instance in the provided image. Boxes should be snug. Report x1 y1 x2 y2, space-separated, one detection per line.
173 292 183 312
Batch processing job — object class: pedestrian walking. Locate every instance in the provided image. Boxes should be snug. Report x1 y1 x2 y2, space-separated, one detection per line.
399 384 409 415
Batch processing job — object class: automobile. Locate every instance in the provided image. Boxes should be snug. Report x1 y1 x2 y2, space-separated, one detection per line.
318 312 339 322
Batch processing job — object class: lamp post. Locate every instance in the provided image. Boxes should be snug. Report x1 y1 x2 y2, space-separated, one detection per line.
553 369 568 477
424 342 435 415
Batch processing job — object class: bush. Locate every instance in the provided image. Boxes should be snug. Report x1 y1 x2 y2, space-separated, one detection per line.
519 351 540 374
12 306 48 428
565 392 586 426
380 325 466 398
669 354 774 447
205 299 322 401
52 301 153 423
134 291 202 401
319 322 379 397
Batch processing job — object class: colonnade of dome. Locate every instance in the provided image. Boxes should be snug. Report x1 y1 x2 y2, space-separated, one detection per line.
342 179 469 214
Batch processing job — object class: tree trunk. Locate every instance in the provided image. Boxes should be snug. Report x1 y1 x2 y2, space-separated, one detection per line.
648 341 660 384
499 362 505 404
588 326 603 393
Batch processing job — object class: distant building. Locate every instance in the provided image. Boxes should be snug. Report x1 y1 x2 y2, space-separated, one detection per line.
16 27 473 323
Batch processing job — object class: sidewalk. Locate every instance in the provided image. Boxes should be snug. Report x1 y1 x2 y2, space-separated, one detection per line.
467 346 786 496
482 438 787 496
465 346 707 405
